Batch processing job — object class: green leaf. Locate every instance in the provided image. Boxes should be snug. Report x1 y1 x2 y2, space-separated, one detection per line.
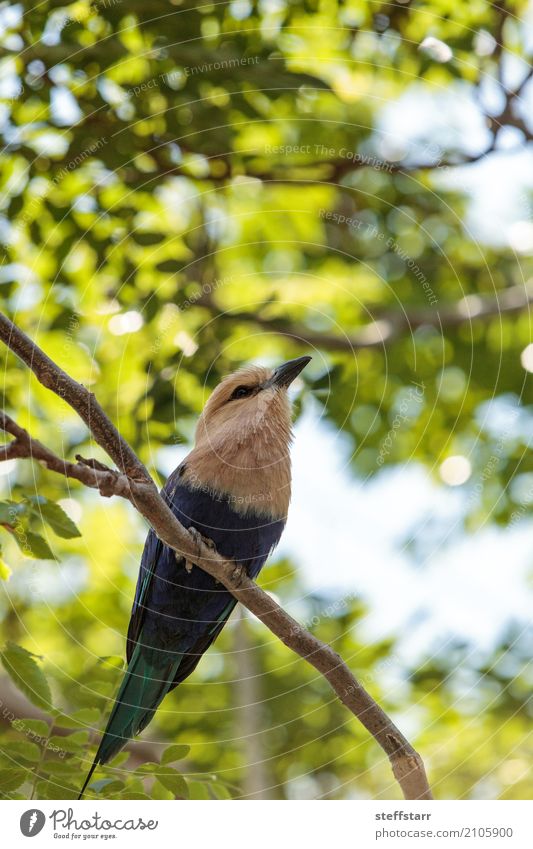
118 791 152 800
49 732 89 753
151 779 173 800
12 718 50 738
134 761 159 775
36 779 78 799
188 780 209 800
134 232 164 246
108 752 129 768
90 680 116 698
210 781 232 799
0 555 11 581
0 501 26 523
0 768 27 793
0 741 41 763
117 778 145 796
25 531 57 560
91 778 125 795
54 708 101 728
96 655 125 671
8 529 57 560
154 768 189 798
160 744 190 765
0 643 52 711
42 760 82 777
29 498 81 539
156 259 183 273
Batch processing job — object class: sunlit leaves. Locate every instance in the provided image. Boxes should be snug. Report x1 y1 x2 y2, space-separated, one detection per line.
11 531 56 561
0 642 195 799
26 497 81 539
152 769 189 798
160 744 191 765
54 708 101 729
0 643 52 712
0 0 531 805
0 553 11 581
0 768 27 793
0 741 41 764
0 497 81 563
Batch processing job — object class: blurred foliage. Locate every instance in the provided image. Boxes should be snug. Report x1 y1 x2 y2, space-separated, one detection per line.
0 0 532 800
0 560 531 799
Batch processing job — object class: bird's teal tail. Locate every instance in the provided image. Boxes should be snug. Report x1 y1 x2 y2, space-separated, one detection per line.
78 644 182 799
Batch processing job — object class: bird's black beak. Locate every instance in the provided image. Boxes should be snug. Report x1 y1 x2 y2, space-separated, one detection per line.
266 356 312 389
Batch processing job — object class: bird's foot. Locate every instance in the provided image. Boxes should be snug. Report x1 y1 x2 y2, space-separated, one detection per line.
184 526 216 573
174 551 198 575
189 525 216 552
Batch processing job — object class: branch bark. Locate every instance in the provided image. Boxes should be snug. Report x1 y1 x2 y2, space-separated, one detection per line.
0 317 148 481
0 311 433 800
0 412 133 498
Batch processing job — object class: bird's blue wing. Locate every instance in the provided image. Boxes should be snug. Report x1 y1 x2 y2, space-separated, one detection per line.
126 473 178 662
126 466 286 667
126 527 162 663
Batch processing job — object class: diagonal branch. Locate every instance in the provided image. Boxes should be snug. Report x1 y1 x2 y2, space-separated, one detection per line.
0 317 149 481
0 311 432 800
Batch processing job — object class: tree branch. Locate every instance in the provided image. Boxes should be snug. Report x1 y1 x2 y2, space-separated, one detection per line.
0 311 432 800
0 412 134 499
196 281 533 352
0 318 148 481
135 143 503 188
235 144 506 185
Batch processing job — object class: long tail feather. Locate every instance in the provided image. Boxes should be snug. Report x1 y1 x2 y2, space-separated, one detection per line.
78 759 98 800
78 645 182 799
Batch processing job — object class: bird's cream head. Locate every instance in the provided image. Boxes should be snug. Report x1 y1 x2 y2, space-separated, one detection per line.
183 357 311 518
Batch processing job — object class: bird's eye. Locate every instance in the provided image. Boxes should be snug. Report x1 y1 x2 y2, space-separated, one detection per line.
231 385 253 400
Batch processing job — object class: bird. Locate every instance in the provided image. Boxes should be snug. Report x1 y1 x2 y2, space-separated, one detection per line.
79 355 311 798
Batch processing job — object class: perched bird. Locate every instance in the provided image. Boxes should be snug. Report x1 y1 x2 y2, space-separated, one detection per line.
79 356 311 797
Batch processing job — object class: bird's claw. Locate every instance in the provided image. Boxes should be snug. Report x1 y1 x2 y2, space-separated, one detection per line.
189 526 216 550
183 526 216 573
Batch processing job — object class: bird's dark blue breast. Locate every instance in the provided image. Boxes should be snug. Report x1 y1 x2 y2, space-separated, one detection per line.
128 476 285 661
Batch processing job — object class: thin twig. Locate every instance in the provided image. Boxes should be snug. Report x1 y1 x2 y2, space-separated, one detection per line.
0 311 433 800
0 412 133 499
0 317 149 480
